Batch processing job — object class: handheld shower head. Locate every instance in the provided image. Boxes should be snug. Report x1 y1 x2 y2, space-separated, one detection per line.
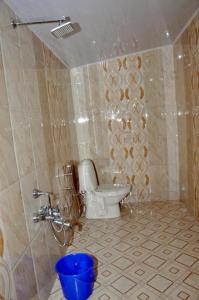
51 21 75 38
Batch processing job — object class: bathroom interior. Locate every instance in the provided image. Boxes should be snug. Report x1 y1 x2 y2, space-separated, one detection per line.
0 0 199 299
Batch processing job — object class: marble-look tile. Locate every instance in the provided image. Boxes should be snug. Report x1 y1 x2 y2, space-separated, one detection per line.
173 12 199 215
13 247 38 300
0 182 29 268
20 172 41 241
30 116 48 169
71 45 181 202
0 3 75 299
3 69 27 111
18 26 36 70
31 34 45 69
10 109 34 178
44 223 63 275
31 227 53 299
142 49 165 106
0 55 9 107
148 165 169 201
0 107 18 192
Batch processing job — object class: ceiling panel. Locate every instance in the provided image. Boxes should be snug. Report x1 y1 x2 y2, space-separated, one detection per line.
4 0 199 67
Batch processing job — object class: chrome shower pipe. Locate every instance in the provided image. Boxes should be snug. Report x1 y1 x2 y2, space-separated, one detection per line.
11 16 69 28
32 188 53 207
32 188 53 199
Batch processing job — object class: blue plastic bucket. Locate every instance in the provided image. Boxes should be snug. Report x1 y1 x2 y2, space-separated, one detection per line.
55 253 95 300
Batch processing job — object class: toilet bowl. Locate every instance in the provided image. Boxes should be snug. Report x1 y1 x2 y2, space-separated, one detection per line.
78 159 131 219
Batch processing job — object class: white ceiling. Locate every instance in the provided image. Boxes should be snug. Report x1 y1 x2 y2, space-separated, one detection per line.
4 0 199 68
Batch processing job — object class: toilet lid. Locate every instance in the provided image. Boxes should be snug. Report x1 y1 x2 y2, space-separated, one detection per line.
96 184 130 196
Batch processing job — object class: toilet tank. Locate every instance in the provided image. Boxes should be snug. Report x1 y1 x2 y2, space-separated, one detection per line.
78 159 98 192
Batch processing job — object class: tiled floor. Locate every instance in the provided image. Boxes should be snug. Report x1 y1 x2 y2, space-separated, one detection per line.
49 201 199 299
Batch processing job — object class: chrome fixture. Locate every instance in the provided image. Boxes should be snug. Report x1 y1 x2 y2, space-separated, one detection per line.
11 16 78 39
33 205 71 228
32 188 73 247
11 16 69 28
32 188 53 206
51 21 75 38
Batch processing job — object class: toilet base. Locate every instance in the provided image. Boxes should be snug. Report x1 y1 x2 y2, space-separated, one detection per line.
85 203 120 219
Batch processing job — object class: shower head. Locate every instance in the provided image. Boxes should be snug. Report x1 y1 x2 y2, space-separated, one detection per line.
11 16 80 39
50 21 75 38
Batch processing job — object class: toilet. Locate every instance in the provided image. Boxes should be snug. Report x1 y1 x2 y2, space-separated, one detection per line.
78 159 131 219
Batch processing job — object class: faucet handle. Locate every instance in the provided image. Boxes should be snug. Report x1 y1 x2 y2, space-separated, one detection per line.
33 213 41 223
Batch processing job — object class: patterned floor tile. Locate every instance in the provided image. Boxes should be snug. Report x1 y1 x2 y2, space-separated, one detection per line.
170 220 191 230
183 244 199 258
89 286 120 299
112 255 134 271
129 286 159 300
126 263 157 282
143 255 166 270
127 247 151 262
100 234 123 248
139 228 155 237
114 229 130 238
86 242 105 253
110 275 137 294
150 232 174 244
168 283 199 300
97 264 121 285
141 240 160 251
89 230 105 239
113 241 132 252
189 224 199 233
96 248 122 263
49 201 199 300
177 230 198 242
161 262 187 281
154 245 179 260
159 216 175 224
183 272 199 291
164 226 181 235
124 233 146 247
146 274 173 293
175 253 198 267
147 222 168 232
169 238 188 249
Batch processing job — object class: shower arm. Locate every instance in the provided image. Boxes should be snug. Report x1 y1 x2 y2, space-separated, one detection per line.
11 16 69 28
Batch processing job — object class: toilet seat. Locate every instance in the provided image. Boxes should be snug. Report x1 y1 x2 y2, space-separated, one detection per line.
96 184 130 197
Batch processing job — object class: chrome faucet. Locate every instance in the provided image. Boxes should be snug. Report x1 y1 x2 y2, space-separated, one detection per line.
32 188 53 207
32 189 72 229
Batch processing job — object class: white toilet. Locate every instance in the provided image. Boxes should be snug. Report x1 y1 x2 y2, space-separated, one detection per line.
78 159 131 219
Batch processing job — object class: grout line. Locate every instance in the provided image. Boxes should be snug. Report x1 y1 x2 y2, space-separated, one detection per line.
173 7 199 45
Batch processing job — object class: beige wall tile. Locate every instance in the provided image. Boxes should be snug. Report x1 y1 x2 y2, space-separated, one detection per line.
13 247 38 299
173 12 199 215
10 109 34 178
71 47 180 201
31 228 53 299
0 1 77 298
0 182 29 269
0 107 18 191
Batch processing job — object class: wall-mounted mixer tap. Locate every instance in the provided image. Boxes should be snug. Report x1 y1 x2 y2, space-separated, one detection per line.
32 189 72 230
